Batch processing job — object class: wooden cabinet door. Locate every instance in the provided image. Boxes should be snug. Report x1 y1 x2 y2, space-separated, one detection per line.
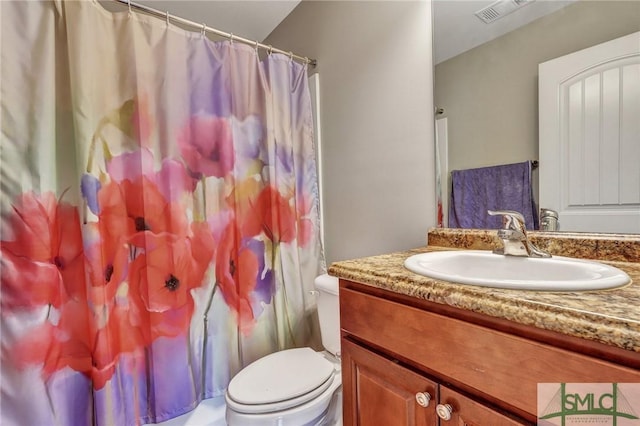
341 338 438 426
438 386 531 426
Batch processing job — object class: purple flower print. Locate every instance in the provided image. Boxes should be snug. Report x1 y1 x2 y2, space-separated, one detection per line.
106 148 196 201
231 116 266 178
81 173 102 214
155 158 198 200
106 148 155 182
244 238 273 318
178 115 235 178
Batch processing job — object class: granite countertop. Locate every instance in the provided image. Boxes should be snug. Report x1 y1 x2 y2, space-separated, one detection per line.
328 229 640 353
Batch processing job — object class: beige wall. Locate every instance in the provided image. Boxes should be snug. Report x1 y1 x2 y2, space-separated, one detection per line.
266 1 435 264
435 0 640 175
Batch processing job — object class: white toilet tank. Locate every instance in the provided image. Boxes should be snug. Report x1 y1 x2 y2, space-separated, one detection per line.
314 274 340 356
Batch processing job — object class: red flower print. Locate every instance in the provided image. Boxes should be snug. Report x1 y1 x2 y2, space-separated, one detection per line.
91 355 117 391
178 115 235 178
190 221 216 278
85 183 130 297
241 186 296 244
295 192 314 248
90 303 148 389
1 192 86 310
128 227 213 339
215 222 260 333
96 179 135 237
84 233 129 303
85 180 131 304
146 299 196 340
97 177 188 241
13 299 93 381
120 177 188 237
129 233 198 312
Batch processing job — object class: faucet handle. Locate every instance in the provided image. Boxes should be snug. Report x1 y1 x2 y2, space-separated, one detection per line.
488 210 551 258
487 210 526 231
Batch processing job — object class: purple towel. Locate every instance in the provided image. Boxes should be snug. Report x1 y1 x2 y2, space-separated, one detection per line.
448 161 538 230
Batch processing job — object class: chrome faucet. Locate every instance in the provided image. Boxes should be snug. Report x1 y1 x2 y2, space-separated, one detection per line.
488 210 551 258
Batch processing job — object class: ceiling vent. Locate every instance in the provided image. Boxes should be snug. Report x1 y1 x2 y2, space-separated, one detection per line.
475 0 536 24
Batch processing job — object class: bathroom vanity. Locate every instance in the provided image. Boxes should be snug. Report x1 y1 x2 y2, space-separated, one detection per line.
329 229 640 425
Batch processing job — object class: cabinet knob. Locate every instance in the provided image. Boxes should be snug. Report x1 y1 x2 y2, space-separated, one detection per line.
436 403 453 421
415 391 431 407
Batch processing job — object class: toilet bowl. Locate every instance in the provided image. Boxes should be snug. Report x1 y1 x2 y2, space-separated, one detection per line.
225 274 341 426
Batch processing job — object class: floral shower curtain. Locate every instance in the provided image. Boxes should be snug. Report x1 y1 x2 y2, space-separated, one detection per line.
0 1 324 425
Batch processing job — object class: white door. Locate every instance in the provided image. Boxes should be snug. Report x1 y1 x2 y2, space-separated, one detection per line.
539 31 640 233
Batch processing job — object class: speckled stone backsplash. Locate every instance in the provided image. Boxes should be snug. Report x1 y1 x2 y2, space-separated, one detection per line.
427 228 640 263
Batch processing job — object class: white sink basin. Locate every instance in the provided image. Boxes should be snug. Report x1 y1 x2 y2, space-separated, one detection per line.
404 250 630 291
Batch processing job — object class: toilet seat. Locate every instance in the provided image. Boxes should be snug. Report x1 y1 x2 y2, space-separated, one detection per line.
225 368 342 426
226 347 336 414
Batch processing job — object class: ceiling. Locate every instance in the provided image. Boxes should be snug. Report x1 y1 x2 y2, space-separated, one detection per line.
135 0 301 42
433 0 576 64
130 0 575 64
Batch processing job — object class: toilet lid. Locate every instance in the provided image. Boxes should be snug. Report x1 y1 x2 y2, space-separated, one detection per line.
227 347 335 406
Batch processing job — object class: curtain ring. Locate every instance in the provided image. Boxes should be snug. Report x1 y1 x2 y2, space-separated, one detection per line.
254 40 259 52
288 51 293 62
229 33 234 43
201 23 206 37
267 45 273 55
127 0 132 16
165 11 170 26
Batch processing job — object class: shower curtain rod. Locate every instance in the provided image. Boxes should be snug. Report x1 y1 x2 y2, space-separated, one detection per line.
113 0 317 67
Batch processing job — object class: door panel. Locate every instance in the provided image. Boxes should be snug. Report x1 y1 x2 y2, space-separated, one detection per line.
341 338 438 426
439 386 529 426
539 31 640 233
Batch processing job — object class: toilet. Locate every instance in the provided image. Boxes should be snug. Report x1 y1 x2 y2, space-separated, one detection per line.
225 274 342 426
